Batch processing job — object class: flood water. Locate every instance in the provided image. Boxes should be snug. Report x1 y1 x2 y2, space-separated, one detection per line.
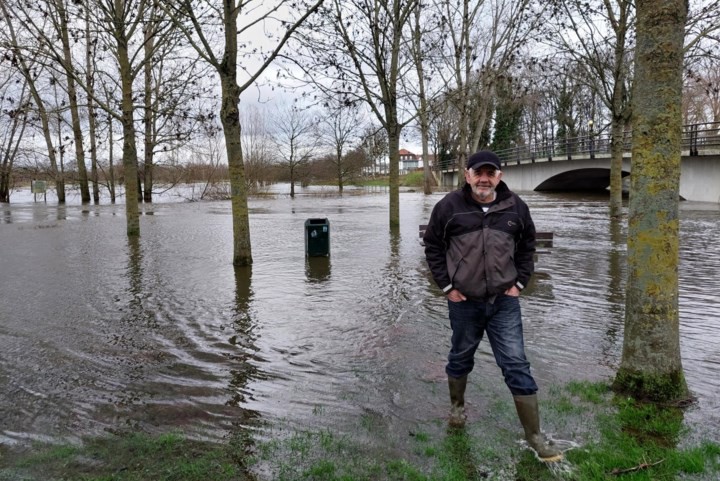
1 186 719 466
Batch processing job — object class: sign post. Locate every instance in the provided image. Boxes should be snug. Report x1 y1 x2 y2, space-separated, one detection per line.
31 180 47 203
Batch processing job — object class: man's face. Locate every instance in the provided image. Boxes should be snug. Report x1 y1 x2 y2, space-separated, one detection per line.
465 165 502 202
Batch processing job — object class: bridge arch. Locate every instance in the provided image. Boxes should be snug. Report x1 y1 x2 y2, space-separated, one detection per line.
534 167 630 192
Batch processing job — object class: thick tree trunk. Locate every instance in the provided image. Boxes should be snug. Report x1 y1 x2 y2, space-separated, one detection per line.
613 0 688 403
220 77 252 266
117 26 141 236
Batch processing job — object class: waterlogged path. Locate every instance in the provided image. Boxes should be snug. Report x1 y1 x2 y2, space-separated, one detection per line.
1 188 719 475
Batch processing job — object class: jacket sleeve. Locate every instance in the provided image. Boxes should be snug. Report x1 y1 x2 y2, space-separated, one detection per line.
423 201 453 293
514 199 536 289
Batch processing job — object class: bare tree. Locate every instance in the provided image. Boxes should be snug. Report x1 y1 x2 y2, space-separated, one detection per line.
548 0 635 217
84 4 101 203
684 56 720 124
0 71 30 202
361 125 389 177
271 104 320 198
318 99 365 193
291 0 420 228
0 4 66 202
408 3 442 194
138 0 213 203
241 105 275 193
162 0 323 265
435 0 544 186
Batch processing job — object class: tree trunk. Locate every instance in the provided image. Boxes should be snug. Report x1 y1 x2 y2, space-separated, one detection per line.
220 74 252 266
86 7 100 204
337 146 344 194
143 3 156 204
56 0 90 204
34 92 64 203
411 5 432 196
116 9 141 236
613 0 688 403
108 116 116 203
387 124 400 228
609 114 625 217
290 167 296 198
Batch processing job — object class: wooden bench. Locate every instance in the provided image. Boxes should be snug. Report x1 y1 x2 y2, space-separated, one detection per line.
418 224 553 253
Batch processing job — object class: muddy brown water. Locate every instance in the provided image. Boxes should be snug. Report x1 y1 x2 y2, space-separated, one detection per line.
1 187 719 460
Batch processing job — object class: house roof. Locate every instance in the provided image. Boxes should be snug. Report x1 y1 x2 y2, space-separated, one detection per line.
399 149 416 156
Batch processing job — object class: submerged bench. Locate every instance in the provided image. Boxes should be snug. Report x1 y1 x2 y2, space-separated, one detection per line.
418 224 553 253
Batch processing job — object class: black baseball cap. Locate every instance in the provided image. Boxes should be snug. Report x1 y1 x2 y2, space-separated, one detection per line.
466 150 501 171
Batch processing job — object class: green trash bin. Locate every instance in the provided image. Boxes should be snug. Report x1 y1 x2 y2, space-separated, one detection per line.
305 218 330 257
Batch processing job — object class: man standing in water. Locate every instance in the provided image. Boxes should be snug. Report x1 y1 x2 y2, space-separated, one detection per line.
423 150 562 462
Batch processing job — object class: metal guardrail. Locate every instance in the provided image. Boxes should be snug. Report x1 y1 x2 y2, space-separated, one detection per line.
435 122 720 170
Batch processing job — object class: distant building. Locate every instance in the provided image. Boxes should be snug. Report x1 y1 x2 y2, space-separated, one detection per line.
399 149 420 174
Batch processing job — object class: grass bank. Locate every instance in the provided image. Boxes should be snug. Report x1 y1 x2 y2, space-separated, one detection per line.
1 381 718 480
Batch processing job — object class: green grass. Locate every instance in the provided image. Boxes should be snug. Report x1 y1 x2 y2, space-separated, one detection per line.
401 171 425 187
0 431 251 481
2 382 719 481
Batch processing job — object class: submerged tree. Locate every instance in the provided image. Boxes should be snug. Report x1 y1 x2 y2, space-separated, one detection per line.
291 0 419 228
318 98 365 194
613 0 689 403
271 104 320 198
163 0 323 265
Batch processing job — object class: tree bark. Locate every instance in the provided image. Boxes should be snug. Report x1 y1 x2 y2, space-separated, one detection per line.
116 0 141 236
86 6 100 204
609 112 625 217
387 122 400 228
142 1 157 203
613 0 688 402
55 0 90 203
219 1 252 265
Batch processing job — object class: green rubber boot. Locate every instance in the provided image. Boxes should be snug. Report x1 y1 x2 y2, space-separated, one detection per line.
448 375 468 428
513 394 563 462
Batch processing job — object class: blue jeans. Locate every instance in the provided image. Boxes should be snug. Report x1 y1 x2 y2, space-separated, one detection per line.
445 295 538 396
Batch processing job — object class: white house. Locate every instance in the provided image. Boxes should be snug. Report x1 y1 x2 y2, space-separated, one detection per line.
399 149 420 174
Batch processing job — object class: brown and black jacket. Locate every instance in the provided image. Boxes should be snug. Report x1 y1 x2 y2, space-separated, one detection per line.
423 181 536 301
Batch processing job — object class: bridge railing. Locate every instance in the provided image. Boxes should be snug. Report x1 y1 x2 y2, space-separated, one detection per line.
484 121 720 168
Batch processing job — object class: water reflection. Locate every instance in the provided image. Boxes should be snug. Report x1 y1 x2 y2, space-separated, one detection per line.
602 216 626 370
124 236 155 330
227 266 262 421
126 236 143 304
305 256 331 283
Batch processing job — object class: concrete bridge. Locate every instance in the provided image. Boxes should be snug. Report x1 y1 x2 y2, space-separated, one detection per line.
437 123 720 203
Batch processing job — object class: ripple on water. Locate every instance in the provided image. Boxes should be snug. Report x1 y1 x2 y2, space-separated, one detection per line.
1 192 719 450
